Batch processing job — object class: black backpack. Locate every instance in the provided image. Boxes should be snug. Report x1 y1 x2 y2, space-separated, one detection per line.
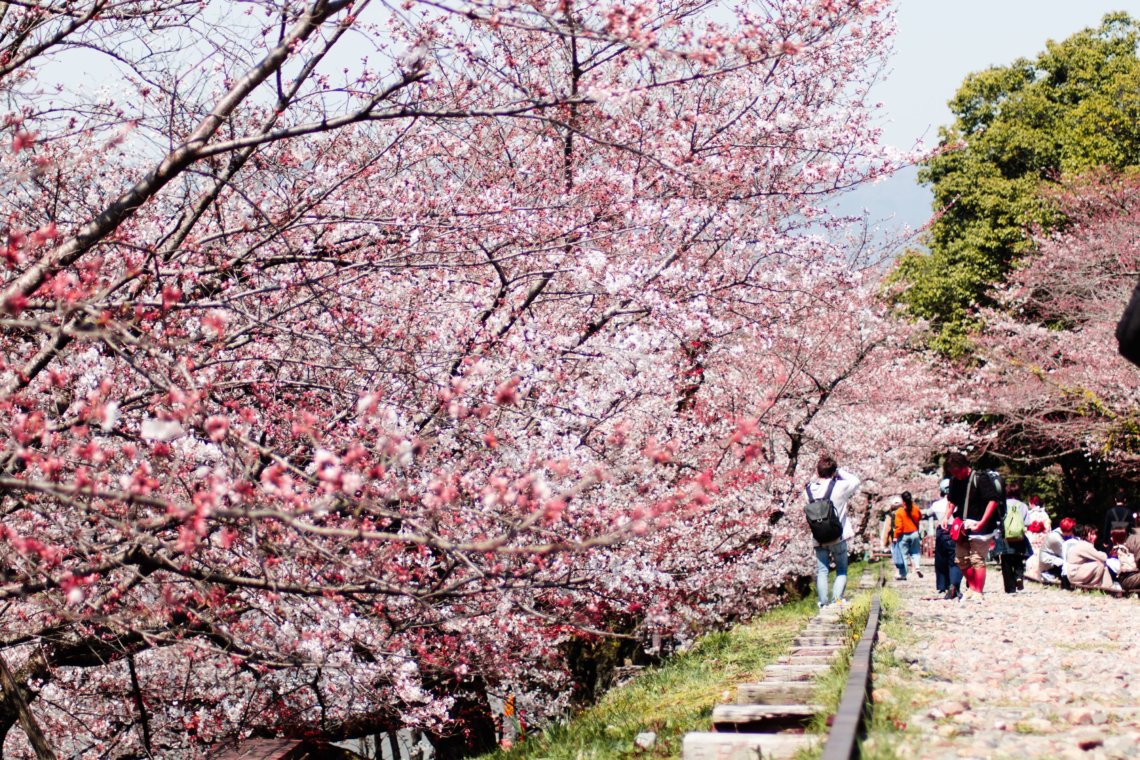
805 476 842 544
971 470 1007 533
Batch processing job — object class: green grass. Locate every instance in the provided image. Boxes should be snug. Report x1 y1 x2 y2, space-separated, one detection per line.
478 564 873 760
857 587 922 760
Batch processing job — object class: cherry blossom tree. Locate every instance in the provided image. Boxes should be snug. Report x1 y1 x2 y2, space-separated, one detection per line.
0 0 932 756
967 171 1140 508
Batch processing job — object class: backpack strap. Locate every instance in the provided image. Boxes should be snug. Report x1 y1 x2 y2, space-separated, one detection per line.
805 475 838 504
963 471 975 519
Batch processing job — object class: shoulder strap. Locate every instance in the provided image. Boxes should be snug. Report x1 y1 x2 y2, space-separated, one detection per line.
963 472 974 516
806 475 839 503
903 504 920 532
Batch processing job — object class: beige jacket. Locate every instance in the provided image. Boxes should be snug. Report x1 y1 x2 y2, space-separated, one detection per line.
1064 540 1113 589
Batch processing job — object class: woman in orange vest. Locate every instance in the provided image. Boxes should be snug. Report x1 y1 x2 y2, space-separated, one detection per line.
892 492 924 581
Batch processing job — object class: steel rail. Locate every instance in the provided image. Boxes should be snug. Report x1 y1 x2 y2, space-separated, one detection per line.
819 573 883 760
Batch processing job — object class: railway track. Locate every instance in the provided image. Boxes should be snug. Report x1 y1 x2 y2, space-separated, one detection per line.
681 570 884 759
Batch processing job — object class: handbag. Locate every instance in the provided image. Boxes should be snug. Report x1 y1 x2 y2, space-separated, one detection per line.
1119 545 1138 575
948 517 967 543
946 473 973 543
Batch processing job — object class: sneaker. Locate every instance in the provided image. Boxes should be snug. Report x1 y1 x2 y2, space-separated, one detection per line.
915 569 924 578
943 587 960 601
832 598 848 608
895 575 907 581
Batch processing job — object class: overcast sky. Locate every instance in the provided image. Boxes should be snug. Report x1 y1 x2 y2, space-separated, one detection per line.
848 1 1134 241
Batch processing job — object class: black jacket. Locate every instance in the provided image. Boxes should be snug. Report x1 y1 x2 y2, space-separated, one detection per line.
1116 277 1140 367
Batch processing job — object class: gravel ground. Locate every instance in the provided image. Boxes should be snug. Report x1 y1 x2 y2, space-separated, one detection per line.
865 571 1140 759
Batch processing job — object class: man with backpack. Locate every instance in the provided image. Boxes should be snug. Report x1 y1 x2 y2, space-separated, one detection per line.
804 454 862 608
1099 499 1135 552
997 481 1031 594
943 452 1002 601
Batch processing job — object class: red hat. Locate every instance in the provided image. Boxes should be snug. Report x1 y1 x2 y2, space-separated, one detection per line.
1059 517 1076 532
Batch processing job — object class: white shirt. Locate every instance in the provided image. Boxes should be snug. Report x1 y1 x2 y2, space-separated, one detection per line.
806 467 861 547
1026 506 1051 532
925 497 949 534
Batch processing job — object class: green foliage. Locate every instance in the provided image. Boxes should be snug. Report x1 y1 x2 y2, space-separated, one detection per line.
891 12 1140 353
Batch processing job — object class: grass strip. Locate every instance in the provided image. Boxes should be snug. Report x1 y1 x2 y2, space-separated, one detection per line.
479 563 870 760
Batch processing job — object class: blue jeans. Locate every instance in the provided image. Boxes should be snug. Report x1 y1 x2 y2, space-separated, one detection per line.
895 532 920 578
815 540 849 605
935 528 964 594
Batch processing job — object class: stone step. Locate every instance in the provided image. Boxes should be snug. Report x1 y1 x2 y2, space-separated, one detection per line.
735 680 817 705
789 645 843 656
762 664 827 681
682 732 817 760
777 654 835 666
792 636 845 648
711 703 820 732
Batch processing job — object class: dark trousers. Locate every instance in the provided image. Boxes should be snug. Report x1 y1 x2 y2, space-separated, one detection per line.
1000 553 1025 593
934 529 959 592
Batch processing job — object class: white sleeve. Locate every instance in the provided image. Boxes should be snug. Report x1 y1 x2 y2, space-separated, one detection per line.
832 468 862 502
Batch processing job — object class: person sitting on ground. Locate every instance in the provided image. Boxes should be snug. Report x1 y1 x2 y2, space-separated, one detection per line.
1038 517 1075 586
1064 524 1115 590
1023 496 1051 581
892 492 923 581
1117 528 1140 593
1025 496 1051 544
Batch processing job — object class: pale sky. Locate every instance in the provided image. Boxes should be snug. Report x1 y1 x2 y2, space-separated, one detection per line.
850 1 1136 239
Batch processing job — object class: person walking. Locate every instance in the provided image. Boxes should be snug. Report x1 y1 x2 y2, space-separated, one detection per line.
943 452 1001 600
928 479 962 598
996 481 1031 593
805 454 861 608
880 501 898 570
892 492 923 581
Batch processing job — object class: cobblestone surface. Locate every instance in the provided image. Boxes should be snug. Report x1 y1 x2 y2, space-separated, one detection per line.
867 574 1140 759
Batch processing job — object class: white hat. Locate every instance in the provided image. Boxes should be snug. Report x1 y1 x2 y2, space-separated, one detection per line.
888 495 904 507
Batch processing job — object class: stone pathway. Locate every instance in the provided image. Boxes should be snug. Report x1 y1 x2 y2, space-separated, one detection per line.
868 573 1140 759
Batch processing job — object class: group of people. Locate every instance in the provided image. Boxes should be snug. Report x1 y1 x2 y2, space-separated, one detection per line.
806 450 1140 607
1035 510 1140 592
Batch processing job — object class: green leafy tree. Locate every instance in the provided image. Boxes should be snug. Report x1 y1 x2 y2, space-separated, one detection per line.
891 12 1140 354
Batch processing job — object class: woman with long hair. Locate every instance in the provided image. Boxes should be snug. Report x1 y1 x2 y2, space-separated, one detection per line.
892 492 924 581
